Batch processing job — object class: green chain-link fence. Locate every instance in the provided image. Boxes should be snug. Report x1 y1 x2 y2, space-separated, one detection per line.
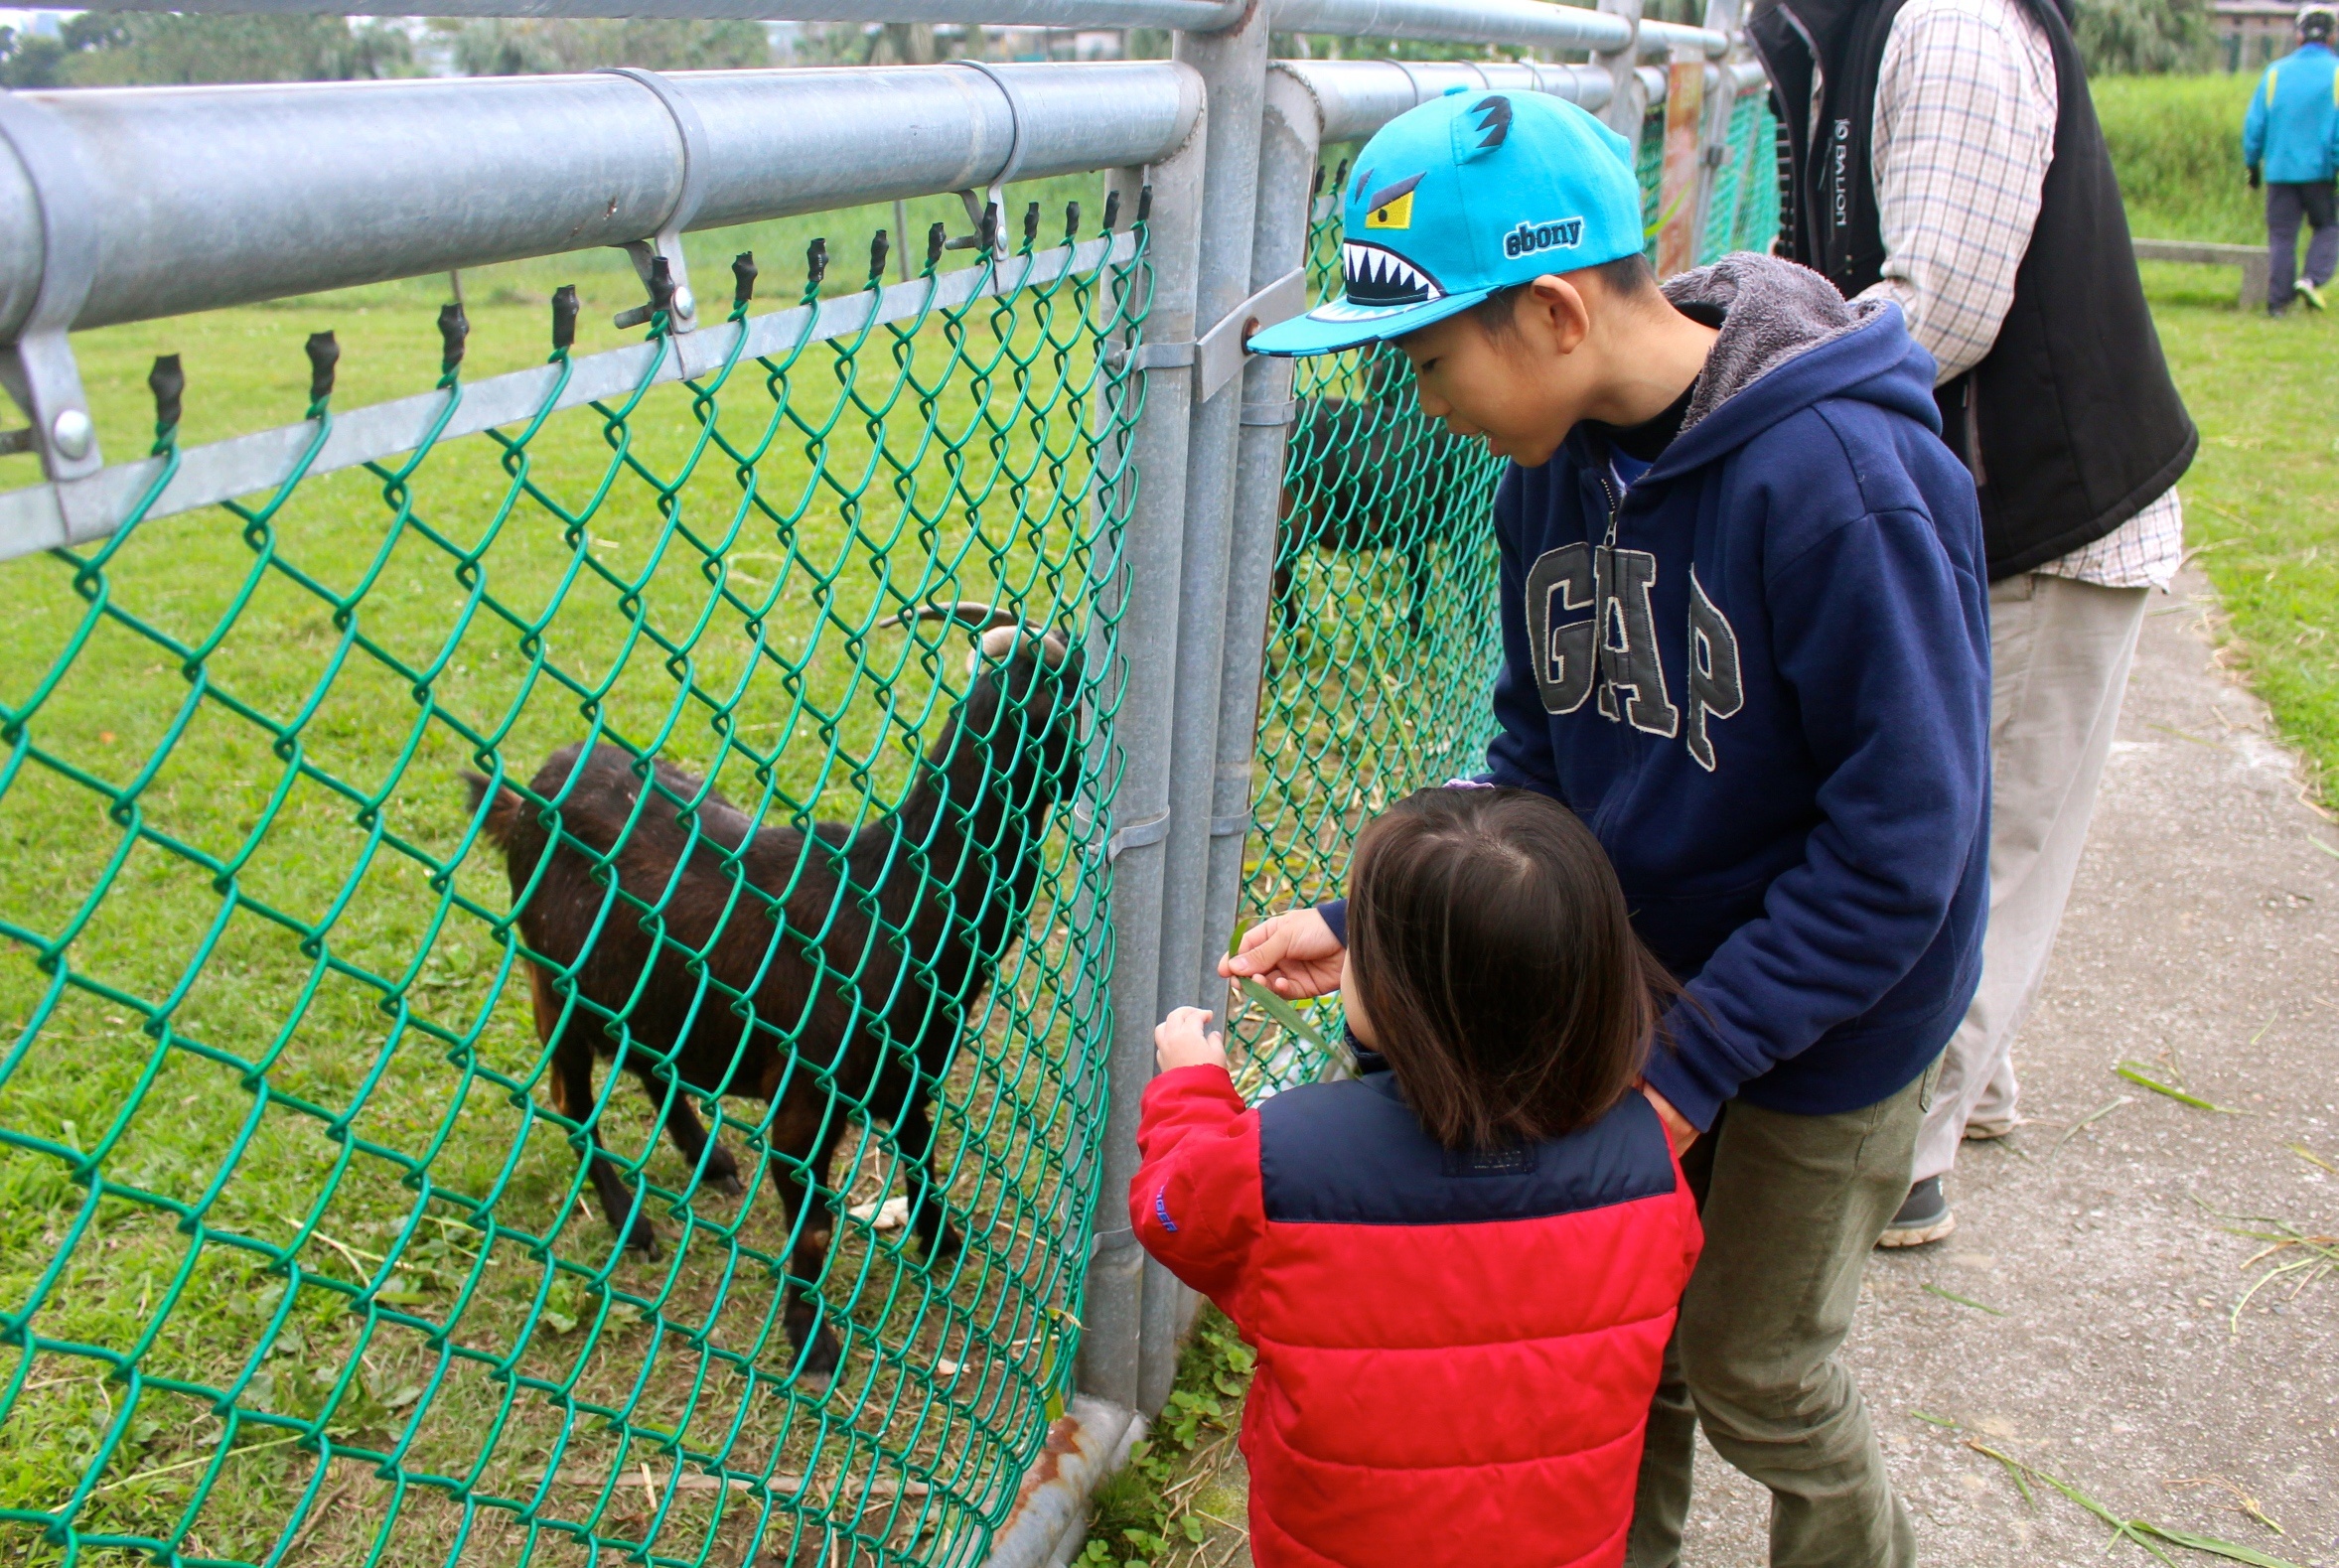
0 59 1781 1565
1229 93 1780 1096
0 200 1147 1567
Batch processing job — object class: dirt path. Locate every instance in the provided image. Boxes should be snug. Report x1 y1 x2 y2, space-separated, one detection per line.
1155 567 2339 1567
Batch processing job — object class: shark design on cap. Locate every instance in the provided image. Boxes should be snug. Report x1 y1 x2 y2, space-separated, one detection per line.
1341 240 1444 307
1247 87 1645 356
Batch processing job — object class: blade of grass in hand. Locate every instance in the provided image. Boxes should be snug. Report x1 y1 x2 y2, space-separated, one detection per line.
1238 978 1332 1055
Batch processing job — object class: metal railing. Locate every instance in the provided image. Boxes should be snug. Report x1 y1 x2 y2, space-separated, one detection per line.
0 4 1773 1564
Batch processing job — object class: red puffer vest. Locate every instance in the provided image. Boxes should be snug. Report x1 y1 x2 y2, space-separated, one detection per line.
1130 1063 1701 1568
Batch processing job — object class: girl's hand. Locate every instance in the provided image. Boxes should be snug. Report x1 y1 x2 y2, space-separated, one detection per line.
1155 1007 1229 1072
1218 908 1345 998
1641 1082 1697 1155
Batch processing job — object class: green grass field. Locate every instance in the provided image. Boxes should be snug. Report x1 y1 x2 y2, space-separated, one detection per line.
2139 261 2339 799
2097 72 2264 244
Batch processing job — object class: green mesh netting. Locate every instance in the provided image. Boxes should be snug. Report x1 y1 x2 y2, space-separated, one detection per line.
1229 92 1781 1097
1699 92 1783 268
0 201 1148 1567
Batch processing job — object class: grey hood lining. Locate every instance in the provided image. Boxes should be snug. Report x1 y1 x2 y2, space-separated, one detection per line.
1663 252 1887 435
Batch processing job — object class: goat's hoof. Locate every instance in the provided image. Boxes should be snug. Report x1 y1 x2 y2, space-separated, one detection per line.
704 1147 746 1197
919 1220 964 1263
791 1323 843 1383
623 1220 662 1261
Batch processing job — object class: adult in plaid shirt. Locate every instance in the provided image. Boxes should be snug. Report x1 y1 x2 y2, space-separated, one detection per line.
1756 0 2195 1262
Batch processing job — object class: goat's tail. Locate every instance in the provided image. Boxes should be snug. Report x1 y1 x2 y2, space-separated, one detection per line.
463 772 526 855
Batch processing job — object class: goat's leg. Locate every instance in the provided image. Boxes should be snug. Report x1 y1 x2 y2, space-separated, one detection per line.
1404 542 1430 637
897 1089 963 1263
765 1094 845 1380
552 1033 663 1261
534 963 663 1259
634 1068 744 1196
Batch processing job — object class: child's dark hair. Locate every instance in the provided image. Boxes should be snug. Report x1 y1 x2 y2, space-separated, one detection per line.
1346 785 1675 1150
1468 254 1660 336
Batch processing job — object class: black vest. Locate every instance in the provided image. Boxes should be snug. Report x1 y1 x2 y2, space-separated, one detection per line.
1750 0 2197 580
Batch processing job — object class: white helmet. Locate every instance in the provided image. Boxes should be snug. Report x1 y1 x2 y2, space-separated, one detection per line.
2300 2 2337 38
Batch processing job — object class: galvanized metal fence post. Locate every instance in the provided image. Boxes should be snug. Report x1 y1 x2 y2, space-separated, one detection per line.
1075 80 1210 1419
1593 0 1647 142
1197 57 1317 1132
1688 0 1748 263
1137 0 1270 1419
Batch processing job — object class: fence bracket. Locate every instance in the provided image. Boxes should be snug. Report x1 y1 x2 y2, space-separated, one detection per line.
952 59 1034 234
1193 265 1307 402
1110 267 1305 400
0 91 102 490
1240 397 1297 426
1105 809 1172 863
599 67 710 333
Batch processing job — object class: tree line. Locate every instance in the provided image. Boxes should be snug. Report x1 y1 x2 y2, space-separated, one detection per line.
0 0 2235 89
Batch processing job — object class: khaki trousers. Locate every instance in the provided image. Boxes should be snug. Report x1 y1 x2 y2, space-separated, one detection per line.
1912 573 2147 1185
1625 1056 1941 1568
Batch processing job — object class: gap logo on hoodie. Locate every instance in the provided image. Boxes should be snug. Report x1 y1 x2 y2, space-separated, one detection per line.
1524 541 1745 771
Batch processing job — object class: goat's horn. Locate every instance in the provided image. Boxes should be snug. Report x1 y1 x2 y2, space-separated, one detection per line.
890 600 1023 636
896 601 1070 667
978 622 1073 668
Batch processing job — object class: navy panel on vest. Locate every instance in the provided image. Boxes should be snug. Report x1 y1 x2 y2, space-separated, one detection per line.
1255 1073 1676 1225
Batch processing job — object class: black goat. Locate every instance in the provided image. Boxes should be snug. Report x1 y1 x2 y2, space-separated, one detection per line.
465 603 1082 1378
1274 393 1478 639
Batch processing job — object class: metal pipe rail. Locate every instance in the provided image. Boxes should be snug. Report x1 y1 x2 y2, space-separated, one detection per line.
74 0 1728 58
1272 54 1607 136
1269 0 1721 55
0 230 1140 562
0 61 1199 342
82 0 1252 26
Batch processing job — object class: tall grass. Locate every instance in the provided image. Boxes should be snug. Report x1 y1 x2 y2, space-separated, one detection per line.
2096 71 2264 243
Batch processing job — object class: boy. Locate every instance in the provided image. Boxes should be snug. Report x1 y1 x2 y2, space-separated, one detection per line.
1235 88 1988 1566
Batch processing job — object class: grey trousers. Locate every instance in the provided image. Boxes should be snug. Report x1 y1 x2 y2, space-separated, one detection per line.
1626 1058 1941 1568
2267 179 2338 308
1912 573 2148 1185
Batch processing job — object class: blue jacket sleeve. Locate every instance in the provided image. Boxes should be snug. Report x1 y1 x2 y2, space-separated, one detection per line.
1484 468 1565 797
2245 69 2270 168
1639 499 1988 1131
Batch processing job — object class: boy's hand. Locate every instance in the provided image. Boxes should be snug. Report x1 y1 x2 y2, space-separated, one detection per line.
1641 1083 1697 1156
1155 1007 1229 1073
1219 908 1345 999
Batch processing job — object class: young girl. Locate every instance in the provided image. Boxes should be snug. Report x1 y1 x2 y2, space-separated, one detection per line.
1131 785 1700 1568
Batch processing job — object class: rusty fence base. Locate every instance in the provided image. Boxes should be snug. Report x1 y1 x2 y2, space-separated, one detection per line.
977 1395 1150 1568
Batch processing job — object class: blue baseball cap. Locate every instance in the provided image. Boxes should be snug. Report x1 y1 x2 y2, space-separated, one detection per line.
1247 87 1644 356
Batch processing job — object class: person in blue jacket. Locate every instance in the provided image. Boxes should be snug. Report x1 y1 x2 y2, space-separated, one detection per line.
2244 3 2339 313
1234 89 1987 1566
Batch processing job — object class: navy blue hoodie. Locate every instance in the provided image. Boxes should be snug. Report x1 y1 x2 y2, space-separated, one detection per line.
1482 256 1987 1130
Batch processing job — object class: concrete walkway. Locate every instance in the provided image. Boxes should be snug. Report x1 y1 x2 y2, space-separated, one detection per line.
1163 567 2339 1566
